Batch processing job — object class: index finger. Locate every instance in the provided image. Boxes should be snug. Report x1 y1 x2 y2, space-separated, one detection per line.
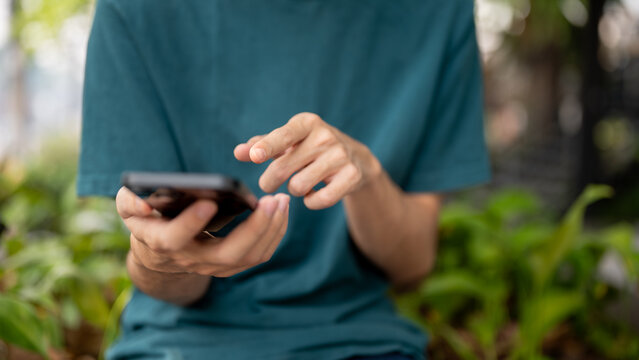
249 115 315 164
116 186 153 219
234 135 265 162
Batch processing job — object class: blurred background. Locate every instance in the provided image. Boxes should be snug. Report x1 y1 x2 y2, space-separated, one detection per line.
1 0 639 359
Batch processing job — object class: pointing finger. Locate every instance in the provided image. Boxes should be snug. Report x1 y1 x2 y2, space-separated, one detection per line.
250 117 314 163
234 135 265 162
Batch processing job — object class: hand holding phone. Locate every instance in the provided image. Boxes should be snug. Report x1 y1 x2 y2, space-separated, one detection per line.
122 172 258 232
115 186 290 279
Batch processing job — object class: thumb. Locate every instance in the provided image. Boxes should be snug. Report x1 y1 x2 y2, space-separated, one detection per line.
116 186 153 219
164 200 219 244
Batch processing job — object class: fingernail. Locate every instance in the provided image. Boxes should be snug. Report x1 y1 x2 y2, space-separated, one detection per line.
278 195 290 212
251 148 267 162
263 197 278 217
196 202 215 220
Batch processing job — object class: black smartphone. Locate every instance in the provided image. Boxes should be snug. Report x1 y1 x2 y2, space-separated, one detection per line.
121 172 258 232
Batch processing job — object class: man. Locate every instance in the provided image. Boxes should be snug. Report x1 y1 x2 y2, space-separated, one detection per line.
78 0 490 359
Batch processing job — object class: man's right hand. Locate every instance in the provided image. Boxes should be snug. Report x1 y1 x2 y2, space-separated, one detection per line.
116 186 290 278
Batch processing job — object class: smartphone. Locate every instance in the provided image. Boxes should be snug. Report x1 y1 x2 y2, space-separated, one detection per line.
121 172 258 232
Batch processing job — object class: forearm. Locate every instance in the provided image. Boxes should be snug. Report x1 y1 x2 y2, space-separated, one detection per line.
343 162 440 288
127 251 211 306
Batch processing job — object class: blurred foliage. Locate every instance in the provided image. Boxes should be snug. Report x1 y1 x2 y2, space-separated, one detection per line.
0 139 130 359
7 0 592 57
10 0 93 53
395 186 639 360
4 0 639 359
505 0 584 54
1 142 638 360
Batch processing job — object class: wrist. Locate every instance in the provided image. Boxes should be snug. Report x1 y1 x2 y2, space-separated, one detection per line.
127 250 193 277
355 147 384 193
126 251 211 306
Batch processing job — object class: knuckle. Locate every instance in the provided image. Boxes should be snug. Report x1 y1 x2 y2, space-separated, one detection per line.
191 265 214 276
176 258 195 270
317 190 334 205
149 235 173 253
129 234 144 253
213 255 232 269
314 127 335 146
130 234 148 253
306 191 334 209
352 170 363 184
246 253 263 266
303 196 321 210
288 177 307 196
147 241 167 253
290 112 315 129
263 166 291 190
331 146 348 163
158 232 175 250
258 176 270 192
299 112 321 126
223 251 244 267
193 268 211 277
277 127 294 144
272 167 290 184
344 164 361 180
212 270 234 278
261 252 273 263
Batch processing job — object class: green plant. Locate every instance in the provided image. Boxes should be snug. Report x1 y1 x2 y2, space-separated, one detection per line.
2 141 638 359
394 186 639 359
0 140 130 359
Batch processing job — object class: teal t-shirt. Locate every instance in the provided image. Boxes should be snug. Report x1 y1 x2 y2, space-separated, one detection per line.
78 0 490 359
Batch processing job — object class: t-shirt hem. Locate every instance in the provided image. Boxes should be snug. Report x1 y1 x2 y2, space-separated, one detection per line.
76 172 123 197
108 343 425 360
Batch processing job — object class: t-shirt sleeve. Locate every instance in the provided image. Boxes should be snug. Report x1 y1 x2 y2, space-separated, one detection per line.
404 5 491 193
77 0 183 197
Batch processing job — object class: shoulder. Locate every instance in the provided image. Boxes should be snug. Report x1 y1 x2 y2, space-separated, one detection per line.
94 0 182 31
414 0 477 52
407 0 475 20
96 0 167 16
392 0 475 42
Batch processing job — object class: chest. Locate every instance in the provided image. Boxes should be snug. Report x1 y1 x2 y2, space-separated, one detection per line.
139 2 448 187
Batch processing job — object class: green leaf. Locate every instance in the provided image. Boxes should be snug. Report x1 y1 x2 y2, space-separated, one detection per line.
68 277 110 329
420 271 488 300
100 285 133 360
516 291 584 357
468 313 500 359
40 315 63 350
485 188 541 224
528 185 613 289
435 323 480 360
60 296 81 329
0 294 49 358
